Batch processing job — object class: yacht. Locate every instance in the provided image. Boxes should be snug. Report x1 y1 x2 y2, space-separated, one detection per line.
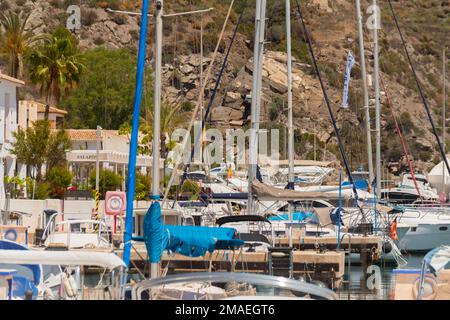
381 173 439 205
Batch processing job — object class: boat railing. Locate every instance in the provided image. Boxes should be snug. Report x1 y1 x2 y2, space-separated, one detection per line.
131 272 338 300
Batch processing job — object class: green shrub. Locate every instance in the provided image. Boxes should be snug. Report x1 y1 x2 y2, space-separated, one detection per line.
112 13 128 25
181 101 194 112
47 166 73 199
34 182 51 200
81 9 99 26
180 180 199 200
135 171 150 201
0 0 11 11
89 170 121 199
3 176 25 199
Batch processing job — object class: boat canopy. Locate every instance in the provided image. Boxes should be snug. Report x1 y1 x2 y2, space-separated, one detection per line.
0 240 41 285
268 212 312 222
251 180 342 201
0 250 126 269
423 246 450 275
216 215 271 226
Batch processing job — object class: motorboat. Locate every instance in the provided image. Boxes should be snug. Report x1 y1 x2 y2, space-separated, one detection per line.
0 249 126 300
393 245 450 300
395 209 450 252
381 173 439 205
41 212 112 250
0 239 62 300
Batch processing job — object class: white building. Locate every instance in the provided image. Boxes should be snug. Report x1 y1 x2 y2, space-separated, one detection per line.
66 129 164 191
18 100 67 130
0 70 26 201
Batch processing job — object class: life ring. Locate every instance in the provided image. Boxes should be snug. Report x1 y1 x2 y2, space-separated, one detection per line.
4 229 18 242
412 276 438 300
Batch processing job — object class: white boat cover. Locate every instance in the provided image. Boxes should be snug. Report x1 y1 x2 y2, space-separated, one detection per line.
424 246 450 274
251 180 343 201
0 250 126 269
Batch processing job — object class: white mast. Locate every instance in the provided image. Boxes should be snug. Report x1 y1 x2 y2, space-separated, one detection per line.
151 0 163 279
373 0 382 199
247 0 267 215
356 0 374 185
443 47 447 194
286 0 294 222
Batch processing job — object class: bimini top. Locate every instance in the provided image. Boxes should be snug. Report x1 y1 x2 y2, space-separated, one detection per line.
216 215 271 226
0 250 126 269
423 245 450 275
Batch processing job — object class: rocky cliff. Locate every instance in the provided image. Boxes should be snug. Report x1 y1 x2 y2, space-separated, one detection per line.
2 0 449 173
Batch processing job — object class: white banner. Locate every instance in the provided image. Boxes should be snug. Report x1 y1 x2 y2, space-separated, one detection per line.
342 52 355 109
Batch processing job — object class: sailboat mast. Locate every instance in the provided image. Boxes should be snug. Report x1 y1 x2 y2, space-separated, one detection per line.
247 0 267 215
356 0 374 185
123 0 150 268
150 0 163 279
443 47 447 194
373 0 382 199
286 0 294 221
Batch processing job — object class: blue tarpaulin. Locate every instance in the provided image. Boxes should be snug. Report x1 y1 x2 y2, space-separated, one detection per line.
139 204 244 260
163 225 244 257
268 212 312 221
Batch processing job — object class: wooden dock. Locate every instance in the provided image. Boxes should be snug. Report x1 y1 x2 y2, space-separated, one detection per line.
119 244 346 289
275 235 383 262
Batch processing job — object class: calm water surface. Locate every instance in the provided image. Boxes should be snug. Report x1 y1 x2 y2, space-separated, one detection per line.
337 254 425 300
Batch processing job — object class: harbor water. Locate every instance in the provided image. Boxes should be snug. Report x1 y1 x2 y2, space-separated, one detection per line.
337 254 425 300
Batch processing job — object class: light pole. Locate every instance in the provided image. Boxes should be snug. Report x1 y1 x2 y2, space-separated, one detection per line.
96 125 102 192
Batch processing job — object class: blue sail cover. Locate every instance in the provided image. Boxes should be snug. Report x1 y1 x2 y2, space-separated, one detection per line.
163 225 244 257
141 205 244 259
143 202 163 263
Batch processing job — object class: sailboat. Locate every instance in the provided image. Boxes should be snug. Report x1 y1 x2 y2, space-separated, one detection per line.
120 0 338 301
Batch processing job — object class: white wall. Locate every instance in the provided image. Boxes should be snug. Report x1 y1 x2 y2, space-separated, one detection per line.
0 79 20 201
8 199 152 233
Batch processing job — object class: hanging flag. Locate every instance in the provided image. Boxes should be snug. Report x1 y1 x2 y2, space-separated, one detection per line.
342 51 355 109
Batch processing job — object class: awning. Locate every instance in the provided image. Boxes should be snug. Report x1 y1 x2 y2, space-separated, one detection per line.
0 250 126 269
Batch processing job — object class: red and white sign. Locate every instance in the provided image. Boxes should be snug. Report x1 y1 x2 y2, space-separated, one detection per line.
105 191 126 216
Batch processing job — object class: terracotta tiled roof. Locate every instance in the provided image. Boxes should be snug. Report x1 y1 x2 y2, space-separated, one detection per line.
66 129 120 141
0 70 25 86
36 104 68 115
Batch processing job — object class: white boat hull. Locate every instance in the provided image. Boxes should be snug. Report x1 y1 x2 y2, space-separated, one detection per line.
397 223 450 252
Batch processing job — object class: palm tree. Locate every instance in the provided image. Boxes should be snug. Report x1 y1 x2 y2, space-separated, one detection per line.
0 11 38 78
120 100 185 155
26 27 85 112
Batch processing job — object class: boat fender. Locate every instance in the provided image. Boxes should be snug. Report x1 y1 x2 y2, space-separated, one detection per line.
68 274 78 294
412 276 438 300
44 287 55 300
390 218 398 241
382 241 393 255
62 273 75 298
